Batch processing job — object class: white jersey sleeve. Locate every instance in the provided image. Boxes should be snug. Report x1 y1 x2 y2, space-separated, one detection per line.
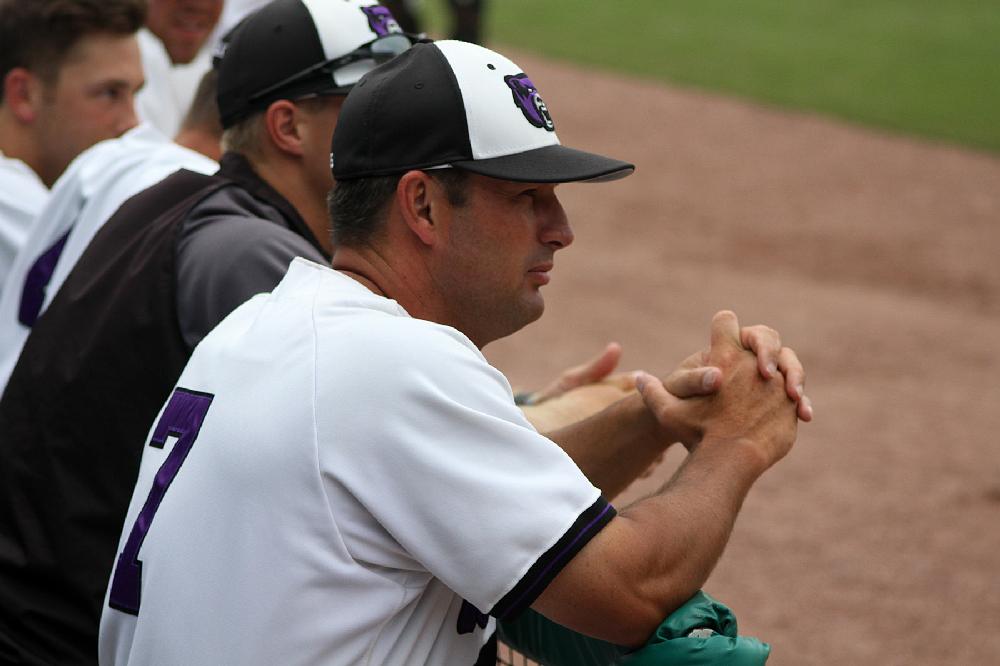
313 280 613 620
0 151 48 291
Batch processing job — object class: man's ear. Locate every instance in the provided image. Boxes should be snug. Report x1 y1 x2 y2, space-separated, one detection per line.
397 171 450 247
262 100 305 157
3 68 43 124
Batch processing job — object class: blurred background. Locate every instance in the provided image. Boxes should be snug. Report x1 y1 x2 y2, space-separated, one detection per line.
415 0 999 152
403 2 1000 664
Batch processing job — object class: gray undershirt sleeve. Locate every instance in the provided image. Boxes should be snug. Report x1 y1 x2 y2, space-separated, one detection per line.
175 214 326 349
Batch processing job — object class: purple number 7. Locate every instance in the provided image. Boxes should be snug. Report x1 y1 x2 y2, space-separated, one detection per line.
108 388 214 615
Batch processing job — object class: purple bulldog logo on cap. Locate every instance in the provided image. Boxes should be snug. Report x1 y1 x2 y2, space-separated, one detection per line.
361 5 401 37
504 73 555 132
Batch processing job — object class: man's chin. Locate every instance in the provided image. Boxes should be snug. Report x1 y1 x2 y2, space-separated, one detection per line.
518 296 546 328
164 38 207 65
481 300 544 347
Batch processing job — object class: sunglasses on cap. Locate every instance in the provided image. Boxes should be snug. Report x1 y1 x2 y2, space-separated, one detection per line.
248 33 415 104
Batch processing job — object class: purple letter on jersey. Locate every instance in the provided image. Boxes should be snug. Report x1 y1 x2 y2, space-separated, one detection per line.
18 229 70 326
108 388 214 615
361 5 400 37
504 73 555 132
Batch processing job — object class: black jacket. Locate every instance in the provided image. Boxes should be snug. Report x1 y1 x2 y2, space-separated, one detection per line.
0 153 327 665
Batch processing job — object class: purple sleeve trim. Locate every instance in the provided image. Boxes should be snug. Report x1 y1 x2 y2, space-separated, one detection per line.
490 497 616 621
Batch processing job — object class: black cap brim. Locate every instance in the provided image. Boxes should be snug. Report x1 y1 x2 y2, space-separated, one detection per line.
450 144 635 184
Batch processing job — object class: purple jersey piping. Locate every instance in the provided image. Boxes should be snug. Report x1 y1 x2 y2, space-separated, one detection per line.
495 501 614 619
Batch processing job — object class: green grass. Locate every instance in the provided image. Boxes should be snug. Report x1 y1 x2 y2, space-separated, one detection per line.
422 0 1000 152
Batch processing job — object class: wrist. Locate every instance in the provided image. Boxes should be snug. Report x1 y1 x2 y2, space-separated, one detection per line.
691 435 770 480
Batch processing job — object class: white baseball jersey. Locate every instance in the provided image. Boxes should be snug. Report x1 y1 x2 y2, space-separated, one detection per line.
0 150 48 293
135 29 213 139
0 123 216 394
100 258 615 665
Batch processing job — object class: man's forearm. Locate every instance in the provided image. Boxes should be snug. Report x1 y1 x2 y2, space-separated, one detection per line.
616 437 766 609
533 313 802 647
534 436 766 648
544 392 670 499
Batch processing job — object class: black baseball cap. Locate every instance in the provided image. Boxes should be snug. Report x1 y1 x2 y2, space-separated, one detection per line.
331 40 635 183
216 0 413 129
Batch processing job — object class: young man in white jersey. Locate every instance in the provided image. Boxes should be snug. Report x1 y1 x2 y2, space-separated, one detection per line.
0 0 145 290
0 70 222 395
100 40 812 665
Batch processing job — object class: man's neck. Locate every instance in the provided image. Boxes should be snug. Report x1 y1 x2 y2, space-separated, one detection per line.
336 268 386 298
248 155 332 256
174 128 221 162
331 247 396 301
332 243 490 349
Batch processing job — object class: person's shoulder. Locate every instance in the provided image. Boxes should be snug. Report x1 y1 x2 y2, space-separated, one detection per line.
0 158 47 226
0 153 47 199
331 298 476 360
76 124 170 170
275 265 482 374
147 142 217 176
57 125 158 187
78 126 216 200
315 291 502 396
390 313 478 356
180 205 322 266
93 166 216 234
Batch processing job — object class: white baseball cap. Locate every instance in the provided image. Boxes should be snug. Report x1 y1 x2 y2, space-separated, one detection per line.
331 40 635 183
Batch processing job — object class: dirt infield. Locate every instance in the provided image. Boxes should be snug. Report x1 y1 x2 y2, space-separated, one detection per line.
487 51 1000 664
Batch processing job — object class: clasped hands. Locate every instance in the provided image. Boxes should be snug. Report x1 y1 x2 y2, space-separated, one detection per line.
521 311 811 454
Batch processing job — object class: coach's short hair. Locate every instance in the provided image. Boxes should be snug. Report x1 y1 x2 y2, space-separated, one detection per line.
221 96 339 160
0 0 146 103
220 111 264 158
180 68 221 138
329 169 469 248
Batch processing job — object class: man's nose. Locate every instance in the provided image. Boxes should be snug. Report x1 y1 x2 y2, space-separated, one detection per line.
539 194 574 250
116 100 139 136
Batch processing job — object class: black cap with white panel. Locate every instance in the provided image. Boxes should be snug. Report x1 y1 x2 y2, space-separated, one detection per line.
215 0 413 129
331 40 635 183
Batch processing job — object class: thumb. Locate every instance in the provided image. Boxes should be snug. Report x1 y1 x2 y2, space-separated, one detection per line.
709 310 743 361
637 371 705 447
573 341 623 385
635 371 681 418
662 366 722 398
533 342 623 403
